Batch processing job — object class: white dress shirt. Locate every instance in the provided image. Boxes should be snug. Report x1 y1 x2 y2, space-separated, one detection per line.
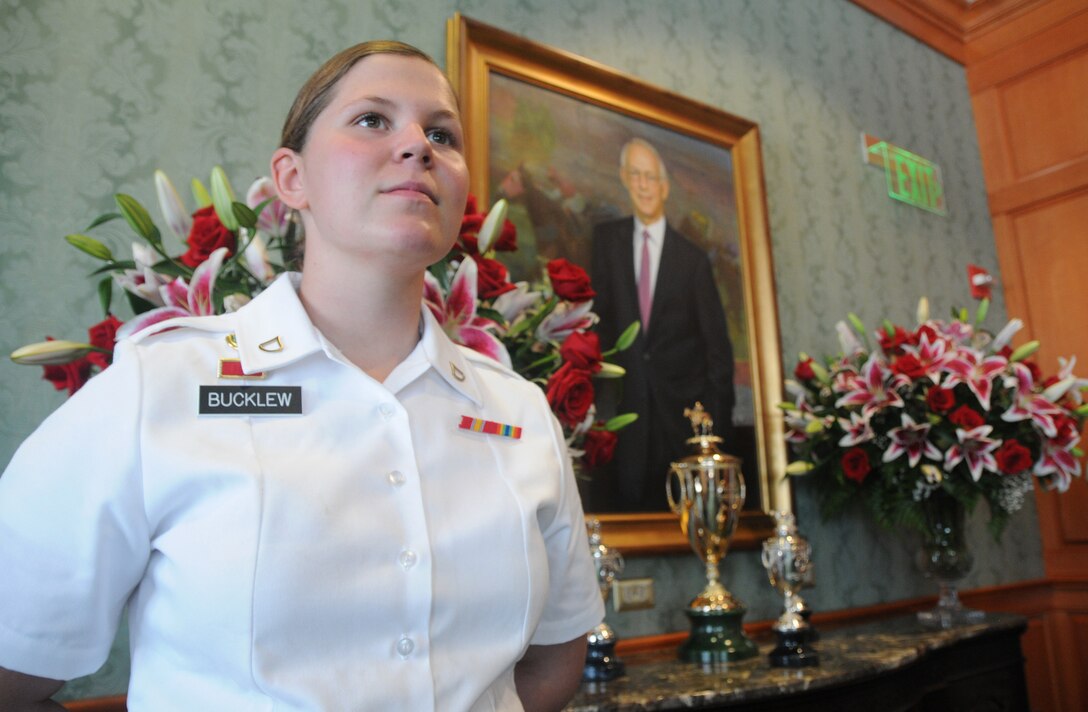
0 273 603 711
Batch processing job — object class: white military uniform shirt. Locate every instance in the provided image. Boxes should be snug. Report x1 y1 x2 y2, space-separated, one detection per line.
0 273 604 711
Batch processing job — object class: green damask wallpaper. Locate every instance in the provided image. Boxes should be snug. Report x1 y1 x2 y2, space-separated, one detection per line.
0 0 1040 701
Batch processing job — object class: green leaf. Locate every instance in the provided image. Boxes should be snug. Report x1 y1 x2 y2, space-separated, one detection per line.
115 193 161 245
97 277 113 315
85 212 122 231
602 412 638 431
65 233 114 261
613 320 640 351
210 166 239 231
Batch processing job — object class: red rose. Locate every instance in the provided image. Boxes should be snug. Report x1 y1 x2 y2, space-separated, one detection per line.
891 353 925 379
463 194 479 216
948 404 984 430
545 362 595 427
40 338 93 396
458 213 484 254
841 447 871 483
582 427 618 467
926 386 956 413
559 332 602 372
994 439 1033 475
86 315 123 370
1024 360 1043 384
180 205 236 268
547 258 596 302
794 357 816 381
878 325 914 354
473 256 516 300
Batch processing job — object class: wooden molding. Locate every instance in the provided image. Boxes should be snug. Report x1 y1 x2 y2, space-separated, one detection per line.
848 0 1081 66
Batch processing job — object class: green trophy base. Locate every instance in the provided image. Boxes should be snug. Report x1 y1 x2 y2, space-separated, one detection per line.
679 607 758 663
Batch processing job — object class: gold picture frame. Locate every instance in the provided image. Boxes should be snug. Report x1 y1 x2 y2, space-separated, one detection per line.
447 14 790 554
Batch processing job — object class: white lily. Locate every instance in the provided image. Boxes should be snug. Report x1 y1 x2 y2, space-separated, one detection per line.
154 169 191 242
836 320 863 356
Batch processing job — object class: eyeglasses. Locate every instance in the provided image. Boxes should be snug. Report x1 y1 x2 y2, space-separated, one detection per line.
624 169 662 184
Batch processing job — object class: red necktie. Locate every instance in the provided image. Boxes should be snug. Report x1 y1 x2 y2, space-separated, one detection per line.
638 229 652 328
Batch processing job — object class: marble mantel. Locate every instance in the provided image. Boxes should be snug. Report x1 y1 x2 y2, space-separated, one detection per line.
568 613 1029 711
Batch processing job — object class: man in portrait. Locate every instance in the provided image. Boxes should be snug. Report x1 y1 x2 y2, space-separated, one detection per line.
590 137 736 512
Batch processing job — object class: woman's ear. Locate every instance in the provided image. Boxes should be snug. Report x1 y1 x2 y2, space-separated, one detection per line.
271 147 308 210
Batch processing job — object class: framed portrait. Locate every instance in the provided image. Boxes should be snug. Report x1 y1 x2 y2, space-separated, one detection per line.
447 14 790 553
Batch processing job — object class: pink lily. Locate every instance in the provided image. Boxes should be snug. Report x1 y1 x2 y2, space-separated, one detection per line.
837 412 874 447
942 347 1007 411
242 233 274 283
1055 356 1088 405
423 257 511 368
883 413 942 468
116 247 228 340
246 177 290 238
115 242 170 306
492 281 542 323
903 331 950 382
1001 362 1061 437
835 353 906 417
1035 424 1081 492
535 300 598 343
944 424 1000 482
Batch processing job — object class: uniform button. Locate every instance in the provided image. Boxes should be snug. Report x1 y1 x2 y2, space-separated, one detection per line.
379 403 395 418
399 549 418 569
387 470 407 487
396 636 414 657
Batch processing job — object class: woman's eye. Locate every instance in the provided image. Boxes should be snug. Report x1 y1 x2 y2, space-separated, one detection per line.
355 113 385 129
427 128 456 146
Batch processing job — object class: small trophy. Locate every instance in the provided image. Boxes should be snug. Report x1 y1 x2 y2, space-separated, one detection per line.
761 511 819 667
667 402 757 663
583 519 626 681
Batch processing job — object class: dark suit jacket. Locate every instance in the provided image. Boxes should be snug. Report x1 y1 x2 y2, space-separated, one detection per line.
590 217 735 512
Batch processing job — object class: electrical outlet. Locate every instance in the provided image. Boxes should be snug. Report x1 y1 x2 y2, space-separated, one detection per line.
613 577 655 612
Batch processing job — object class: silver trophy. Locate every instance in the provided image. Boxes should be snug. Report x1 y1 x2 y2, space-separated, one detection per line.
667 402 757 663
761 511 818 667
583 519 625 681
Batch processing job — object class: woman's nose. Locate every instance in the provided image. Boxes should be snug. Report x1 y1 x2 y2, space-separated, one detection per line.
396 124 432 165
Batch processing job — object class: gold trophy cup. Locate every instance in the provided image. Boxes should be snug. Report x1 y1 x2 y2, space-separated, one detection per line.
667 402 757 663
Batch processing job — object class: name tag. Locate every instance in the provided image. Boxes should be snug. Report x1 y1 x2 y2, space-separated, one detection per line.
199 386 302 416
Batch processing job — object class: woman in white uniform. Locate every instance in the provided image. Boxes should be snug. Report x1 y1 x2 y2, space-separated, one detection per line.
0 41 603 711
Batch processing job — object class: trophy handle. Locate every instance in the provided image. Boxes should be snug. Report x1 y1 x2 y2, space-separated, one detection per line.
666 467 686 516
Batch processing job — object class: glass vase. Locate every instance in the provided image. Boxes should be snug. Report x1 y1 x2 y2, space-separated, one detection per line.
915 491 985 628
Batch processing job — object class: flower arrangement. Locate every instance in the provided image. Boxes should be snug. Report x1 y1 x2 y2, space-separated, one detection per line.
782 267 1087 540
11 170 635 469
10 167 295 395
425 196 637 469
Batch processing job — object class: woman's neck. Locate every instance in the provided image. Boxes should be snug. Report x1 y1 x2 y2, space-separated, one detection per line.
297 252 425 383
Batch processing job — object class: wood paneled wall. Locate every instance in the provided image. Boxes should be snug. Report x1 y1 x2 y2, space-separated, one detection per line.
852 1 1088 709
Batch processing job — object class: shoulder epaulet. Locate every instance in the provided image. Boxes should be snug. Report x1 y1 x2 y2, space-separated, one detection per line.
458 344 525 381
126 313 235 344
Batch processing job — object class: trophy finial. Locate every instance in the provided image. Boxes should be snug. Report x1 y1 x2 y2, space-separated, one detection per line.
684 401 714 437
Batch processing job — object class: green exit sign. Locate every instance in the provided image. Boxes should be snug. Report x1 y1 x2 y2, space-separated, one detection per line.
861 133 946 216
